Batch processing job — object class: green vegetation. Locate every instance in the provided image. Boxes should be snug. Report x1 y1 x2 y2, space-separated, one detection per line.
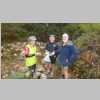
1 23 100 79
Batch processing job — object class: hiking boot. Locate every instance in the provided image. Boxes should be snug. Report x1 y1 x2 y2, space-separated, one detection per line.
47 71 54 79
40 73 47 79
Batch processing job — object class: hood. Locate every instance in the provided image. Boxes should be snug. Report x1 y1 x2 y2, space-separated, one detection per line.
67 40 73 45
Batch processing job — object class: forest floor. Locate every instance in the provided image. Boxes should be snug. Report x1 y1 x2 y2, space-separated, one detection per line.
1 41 100 79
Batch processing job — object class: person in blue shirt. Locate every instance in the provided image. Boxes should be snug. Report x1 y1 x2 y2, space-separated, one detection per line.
56 33 79 79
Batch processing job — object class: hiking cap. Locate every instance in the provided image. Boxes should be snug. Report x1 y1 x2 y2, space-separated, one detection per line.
49 34 55 37
28 36 37 41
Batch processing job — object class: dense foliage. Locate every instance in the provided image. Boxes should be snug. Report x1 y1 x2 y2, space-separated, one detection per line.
1 23 100 79
2 23 100 42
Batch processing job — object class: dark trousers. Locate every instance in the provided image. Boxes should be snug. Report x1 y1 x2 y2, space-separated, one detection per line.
28 64 36 77
49 55 57 64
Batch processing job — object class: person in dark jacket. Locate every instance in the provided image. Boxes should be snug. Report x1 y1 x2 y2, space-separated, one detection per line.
43 35 58 77
56 33 79 79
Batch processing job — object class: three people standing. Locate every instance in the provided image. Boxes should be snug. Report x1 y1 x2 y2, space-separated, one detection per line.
22 33 79 79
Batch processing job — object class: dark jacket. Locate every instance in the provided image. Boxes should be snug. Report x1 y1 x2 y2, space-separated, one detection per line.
56 41 79 66
45 42 59 53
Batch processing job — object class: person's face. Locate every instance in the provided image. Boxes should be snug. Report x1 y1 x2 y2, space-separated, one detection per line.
62 36 68 43
30 41 36 46
49 36 55 43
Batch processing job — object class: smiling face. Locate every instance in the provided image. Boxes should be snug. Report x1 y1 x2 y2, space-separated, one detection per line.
49 36 55 43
